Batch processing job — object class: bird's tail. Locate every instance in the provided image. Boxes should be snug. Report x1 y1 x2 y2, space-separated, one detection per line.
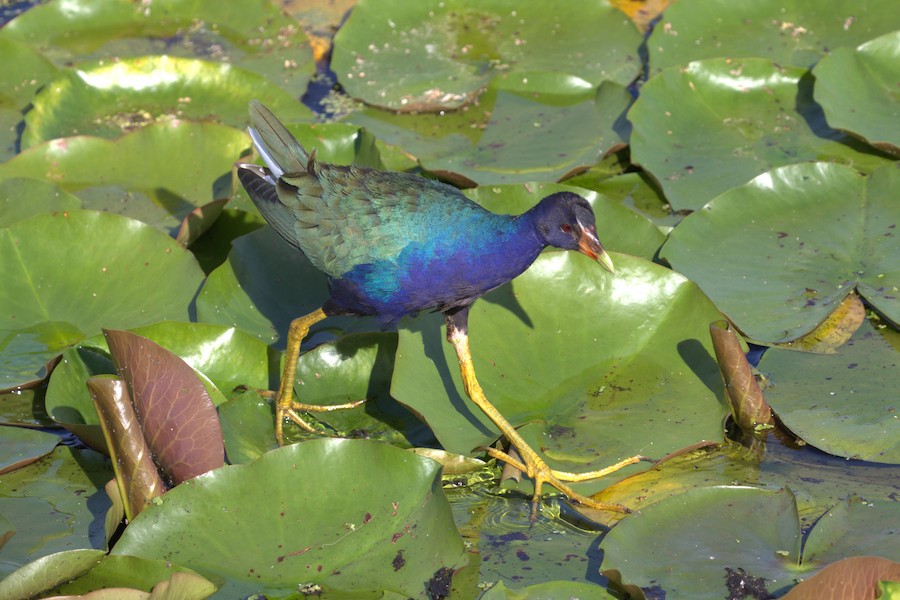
248 99 309 179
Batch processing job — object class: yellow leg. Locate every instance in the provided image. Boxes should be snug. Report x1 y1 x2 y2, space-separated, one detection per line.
273 308 365 445
445 314 646 521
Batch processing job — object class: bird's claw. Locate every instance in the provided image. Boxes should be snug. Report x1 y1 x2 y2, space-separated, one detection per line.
484 445 640 522
275 399 368 445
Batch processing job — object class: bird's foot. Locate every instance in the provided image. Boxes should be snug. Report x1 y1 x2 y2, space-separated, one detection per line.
483 445 650 522
259 390 366 444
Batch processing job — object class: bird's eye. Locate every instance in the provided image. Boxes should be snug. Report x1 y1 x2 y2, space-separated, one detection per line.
560 223 572 233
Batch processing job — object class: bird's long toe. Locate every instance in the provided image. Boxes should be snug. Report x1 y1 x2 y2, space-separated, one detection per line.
484 444 639 521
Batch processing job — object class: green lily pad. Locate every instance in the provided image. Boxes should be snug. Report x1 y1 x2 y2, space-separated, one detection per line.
0 37 58 109
0 109 21 164
0 121 249 232
22 55 312 148
600 487 900 598
480 580 618 599
186 208 266 274
0 549 106 600
660 162 900 343
49 555 216 598
758 319 900 463
0 178 81 228
593 438 900 531
813 30 900 156
0 38 58 161
463 182 666 260
350 80 632 185
218 390 277 465
0 426 58 475
646 0 900 73
0 551 214 600
392 252 727 497
629 58 893 211
0 0 315 97
332 0 641 110
0 446 113 579
0 210 204 389
111 440 466 598
0 321 85 390
44 346 114 452
0 387 54 428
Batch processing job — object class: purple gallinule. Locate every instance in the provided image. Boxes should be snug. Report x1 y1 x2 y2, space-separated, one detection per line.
236 101 641 519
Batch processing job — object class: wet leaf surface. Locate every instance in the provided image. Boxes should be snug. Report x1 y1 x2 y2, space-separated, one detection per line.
646 0 900 74
600 486 900 599
0 1 897 596
111 440 466 598
759 318 900 463
480 579 618 599
630 59 894 211
0 0 315 97
0 211 204 388
661 163 900 343
0 122 249 233
0 446 113 580
350 80 633 185
813 30 900 156
23 56 312 147
0 178 80 228
332 0 641 110
0 426 58 475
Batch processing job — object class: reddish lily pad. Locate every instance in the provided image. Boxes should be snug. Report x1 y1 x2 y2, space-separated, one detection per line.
88 377 167 520
782 556 900 600
103 329 225 485
45 322 271 455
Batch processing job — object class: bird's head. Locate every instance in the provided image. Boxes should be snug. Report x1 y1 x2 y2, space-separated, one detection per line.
533 192 615 273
